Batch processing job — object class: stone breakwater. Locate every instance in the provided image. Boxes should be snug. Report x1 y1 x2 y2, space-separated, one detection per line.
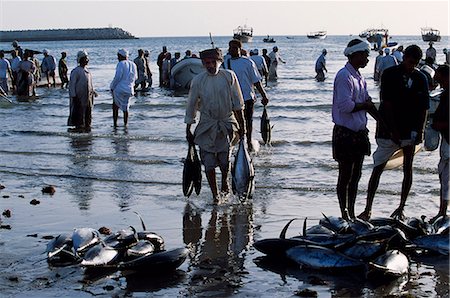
0 27 137 42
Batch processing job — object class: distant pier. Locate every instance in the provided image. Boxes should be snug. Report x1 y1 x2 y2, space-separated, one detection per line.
0 27 138 42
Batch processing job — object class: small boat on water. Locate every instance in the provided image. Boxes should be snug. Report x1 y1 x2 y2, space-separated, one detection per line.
421 27 441 42
233 25 253 43
263 35 276 43
359 28 388 43
307 31 327 39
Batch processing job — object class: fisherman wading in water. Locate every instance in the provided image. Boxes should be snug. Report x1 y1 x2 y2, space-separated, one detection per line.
185 48 245 202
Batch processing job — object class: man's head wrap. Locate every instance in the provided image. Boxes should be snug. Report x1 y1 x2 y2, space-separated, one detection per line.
77 50 88 63
118 48 129 58
343 39 370 57
199 48 223 61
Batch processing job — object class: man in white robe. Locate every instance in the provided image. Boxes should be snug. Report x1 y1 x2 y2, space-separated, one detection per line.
110 49 137 127
185 48 245 202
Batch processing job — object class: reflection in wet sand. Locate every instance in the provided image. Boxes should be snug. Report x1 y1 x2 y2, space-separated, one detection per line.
183 200 254 296
68 133 94 210
111 128 133 210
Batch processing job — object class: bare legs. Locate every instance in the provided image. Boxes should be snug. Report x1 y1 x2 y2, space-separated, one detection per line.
358 145 416 221
112 103 128 127
337 157 364 220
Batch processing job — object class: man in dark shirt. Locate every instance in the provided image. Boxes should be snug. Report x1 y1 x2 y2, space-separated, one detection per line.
157 46 167 87
358 45 429 221
430 65 449 222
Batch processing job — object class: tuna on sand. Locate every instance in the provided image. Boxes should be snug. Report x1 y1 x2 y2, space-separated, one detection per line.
254 214 449 283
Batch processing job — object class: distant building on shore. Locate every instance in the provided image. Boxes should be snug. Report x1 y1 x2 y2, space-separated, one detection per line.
0 27 137 42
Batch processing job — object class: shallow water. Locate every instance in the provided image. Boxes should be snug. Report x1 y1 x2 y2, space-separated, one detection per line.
0 35 448 297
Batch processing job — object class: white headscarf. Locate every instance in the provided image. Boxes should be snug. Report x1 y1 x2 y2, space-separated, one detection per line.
118 48 129 58
343 40 370 57
77 50 88 63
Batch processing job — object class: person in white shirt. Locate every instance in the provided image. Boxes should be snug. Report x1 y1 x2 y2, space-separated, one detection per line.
110 49 137 127
377 48 398 80
268 46 286 81
392 45 404 63
0 51 12 95
185 48 245 201
223 39 270 151
10 50 21 94
249 49 268 84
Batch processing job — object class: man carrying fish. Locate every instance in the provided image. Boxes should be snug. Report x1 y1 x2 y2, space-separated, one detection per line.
185 48 246 202
332 39 379 220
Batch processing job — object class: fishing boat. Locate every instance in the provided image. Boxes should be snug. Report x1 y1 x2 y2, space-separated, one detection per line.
421 27 441 42
359 28 388 43
233 25 253 43
307 31 327 39
263 35 276 43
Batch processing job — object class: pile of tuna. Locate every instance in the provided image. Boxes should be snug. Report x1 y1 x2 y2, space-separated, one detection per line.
254 215 449 281
46 217 188 273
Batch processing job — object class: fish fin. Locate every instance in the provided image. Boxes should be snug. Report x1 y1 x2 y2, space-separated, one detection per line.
279 218 300 239
303 217 307 236
321 212 331 224
133 211 147 231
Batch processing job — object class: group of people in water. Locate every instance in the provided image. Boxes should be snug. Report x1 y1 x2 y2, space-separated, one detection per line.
0 38 447 221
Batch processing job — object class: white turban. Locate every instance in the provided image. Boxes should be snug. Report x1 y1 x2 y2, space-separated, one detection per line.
343 40 370 57
118 48 129 58
77 50 88 63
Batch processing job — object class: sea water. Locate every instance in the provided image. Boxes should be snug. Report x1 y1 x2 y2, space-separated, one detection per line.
0 35 448 297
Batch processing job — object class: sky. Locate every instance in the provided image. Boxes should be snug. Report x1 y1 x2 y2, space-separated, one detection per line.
0 0 448 37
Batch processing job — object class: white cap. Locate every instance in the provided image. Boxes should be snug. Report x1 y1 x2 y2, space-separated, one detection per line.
43 49 49 55
118 48 129 58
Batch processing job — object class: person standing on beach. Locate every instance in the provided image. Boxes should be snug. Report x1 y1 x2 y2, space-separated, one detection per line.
377 48 398 81
41 49 57 87
358 45 429 221
224 39 269 151
110 49 137 127
68 51 97 132
315 49 328 82
430 65 449 222
133 49 148 91
185 48 245 202
157 46 167 87
443 48 450 65
268 46 286 81
373 50 384 82
0 51 13 95
58 52 69 89
332 39 379 220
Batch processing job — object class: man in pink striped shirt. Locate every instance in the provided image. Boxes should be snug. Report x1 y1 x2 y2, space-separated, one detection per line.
332 39 380 220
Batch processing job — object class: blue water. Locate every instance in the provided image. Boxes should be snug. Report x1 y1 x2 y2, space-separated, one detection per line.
0 35 448 297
